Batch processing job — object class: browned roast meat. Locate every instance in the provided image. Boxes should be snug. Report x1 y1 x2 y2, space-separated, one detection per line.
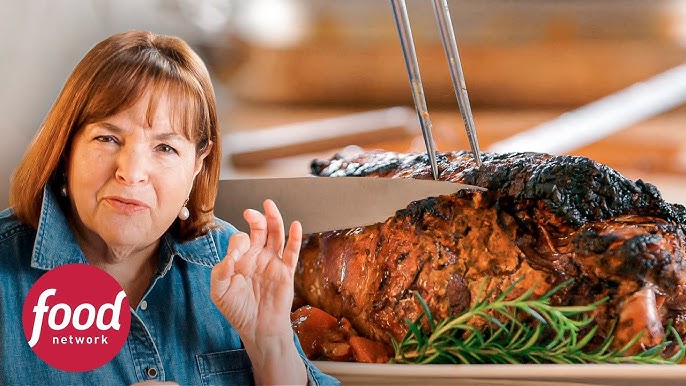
294 150 686 354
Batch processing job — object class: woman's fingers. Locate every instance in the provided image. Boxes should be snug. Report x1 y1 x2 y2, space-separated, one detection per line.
263 199 286 255
282 221 302 274
226 231 252 268
243 208 268 248
241 200 299 274
230 231 251 254
211 231 254 303
210 246 235 302
215 231 250 282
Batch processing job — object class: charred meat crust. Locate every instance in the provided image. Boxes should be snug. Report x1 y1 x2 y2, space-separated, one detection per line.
299 151 686 350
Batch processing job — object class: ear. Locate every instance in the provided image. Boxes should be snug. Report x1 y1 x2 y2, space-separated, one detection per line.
193 141 213 178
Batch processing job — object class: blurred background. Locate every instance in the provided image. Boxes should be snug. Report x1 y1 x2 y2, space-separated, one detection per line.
3 0 686 209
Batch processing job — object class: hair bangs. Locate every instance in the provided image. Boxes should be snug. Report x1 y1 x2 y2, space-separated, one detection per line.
77 46 210 155
77 54 156 128
145 77 210 155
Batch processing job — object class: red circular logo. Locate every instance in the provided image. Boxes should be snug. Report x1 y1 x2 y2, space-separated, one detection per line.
21 264 131 372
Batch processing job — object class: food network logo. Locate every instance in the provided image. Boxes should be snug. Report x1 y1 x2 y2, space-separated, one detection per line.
21 264 131 372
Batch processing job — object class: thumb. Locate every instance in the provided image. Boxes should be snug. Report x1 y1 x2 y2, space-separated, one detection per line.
210 252 236 303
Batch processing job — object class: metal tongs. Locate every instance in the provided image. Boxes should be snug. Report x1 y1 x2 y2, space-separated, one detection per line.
391 0 483 180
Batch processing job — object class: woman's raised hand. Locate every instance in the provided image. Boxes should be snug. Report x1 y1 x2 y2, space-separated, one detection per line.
210 199 302 345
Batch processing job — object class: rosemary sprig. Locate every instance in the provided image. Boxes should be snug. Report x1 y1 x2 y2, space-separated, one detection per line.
391 277 685 364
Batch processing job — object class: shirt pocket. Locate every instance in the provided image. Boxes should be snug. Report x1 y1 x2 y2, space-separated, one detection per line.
196 349 254 386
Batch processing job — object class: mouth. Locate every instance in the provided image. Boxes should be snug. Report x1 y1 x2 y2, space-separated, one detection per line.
104 196 150 214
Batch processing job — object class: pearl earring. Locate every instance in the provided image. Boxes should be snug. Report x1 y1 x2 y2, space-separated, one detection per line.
60 184 68 198
178 199 190 220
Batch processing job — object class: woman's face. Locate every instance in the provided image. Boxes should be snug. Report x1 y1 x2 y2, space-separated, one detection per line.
67 90 207 253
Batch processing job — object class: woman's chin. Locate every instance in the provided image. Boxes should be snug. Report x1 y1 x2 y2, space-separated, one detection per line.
96 223 158 251
101 233 153 251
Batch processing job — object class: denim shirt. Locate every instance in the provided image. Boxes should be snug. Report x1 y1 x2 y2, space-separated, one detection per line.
0 187 339 386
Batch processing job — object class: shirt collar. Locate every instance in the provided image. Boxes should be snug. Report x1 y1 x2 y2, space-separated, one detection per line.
32 187 88 270
159 226 223 272
32 186 224 272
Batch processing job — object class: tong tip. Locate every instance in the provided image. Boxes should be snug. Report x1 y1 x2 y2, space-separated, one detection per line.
473 151 483 167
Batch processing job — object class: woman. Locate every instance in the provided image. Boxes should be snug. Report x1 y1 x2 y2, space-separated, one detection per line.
0 30 338 385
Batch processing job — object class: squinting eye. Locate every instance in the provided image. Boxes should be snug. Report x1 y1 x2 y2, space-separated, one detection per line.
156 144 178 154
95 135 117 143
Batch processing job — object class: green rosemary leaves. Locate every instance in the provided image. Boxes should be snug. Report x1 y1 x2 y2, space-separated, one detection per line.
391 278 685 365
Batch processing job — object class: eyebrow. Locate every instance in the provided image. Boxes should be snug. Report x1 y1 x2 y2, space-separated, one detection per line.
96 122 183 141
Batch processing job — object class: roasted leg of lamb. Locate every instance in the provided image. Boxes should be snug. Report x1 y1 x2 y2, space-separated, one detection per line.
294 150 686 359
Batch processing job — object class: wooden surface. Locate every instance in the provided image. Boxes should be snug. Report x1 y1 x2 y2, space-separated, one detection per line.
220 104 686 205
227 40 686 108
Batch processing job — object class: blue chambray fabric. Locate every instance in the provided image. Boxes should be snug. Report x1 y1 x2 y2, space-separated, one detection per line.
0 186 339 386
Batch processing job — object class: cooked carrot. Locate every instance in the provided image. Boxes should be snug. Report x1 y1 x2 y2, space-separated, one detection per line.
349 336 393 363
291 306 354 360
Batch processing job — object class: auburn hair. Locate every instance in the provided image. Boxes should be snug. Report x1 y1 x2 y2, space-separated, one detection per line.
9 30 221 240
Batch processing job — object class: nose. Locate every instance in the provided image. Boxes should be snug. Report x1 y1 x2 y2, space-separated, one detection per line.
115 145 150 185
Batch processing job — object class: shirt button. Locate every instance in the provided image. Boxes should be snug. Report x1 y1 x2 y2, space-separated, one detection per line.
147 367 158 378
140 300 148 310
